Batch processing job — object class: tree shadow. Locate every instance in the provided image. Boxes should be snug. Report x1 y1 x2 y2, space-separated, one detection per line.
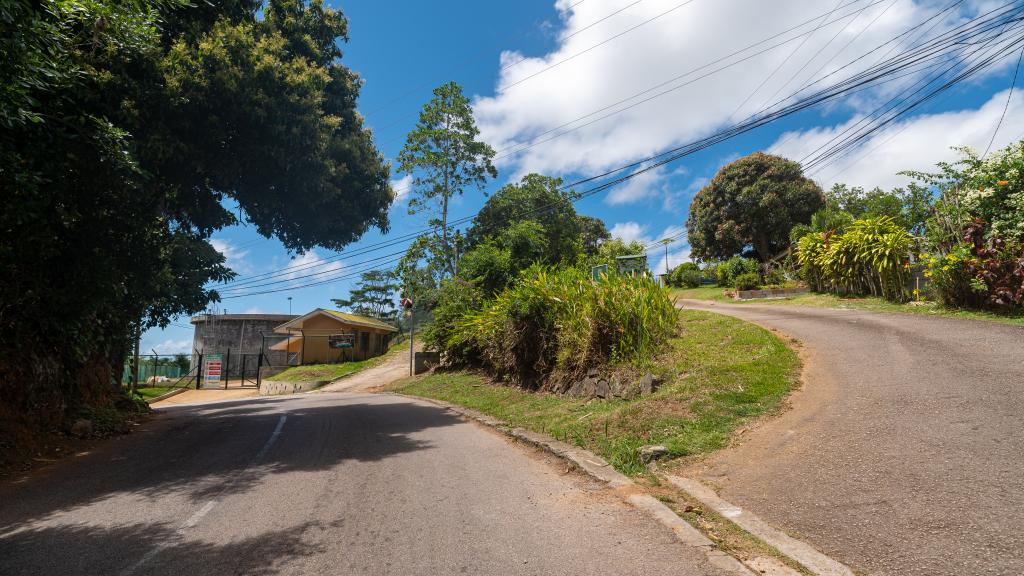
0 396 462 534
1 519 328 576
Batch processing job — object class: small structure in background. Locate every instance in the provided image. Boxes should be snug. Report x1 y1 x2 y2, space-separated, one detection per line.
190 313 297 371
269 309 398 364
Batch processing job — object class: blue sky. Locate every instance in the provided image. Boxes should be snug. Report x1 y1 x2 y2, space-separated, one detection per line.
145 0 1024 353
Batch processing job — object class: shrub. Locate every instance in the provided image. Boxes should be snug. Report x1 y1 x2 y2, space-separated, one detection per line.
714 256 759 287
925 219 1024 310
733 272 762 291
796 216 912 301
668 262 701 288
423 279 486 365
445 268 677 389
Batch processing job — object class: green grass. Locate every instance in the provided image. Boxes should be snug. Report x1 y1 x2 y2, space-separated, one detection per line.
267 345 404 382
670 286 1024 327
132 387 175 400
396 310 800 476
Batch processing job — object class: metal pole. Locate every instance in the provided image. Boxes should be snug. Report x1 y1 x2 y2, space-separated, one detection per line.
196 353 203 389
131 324 140 397
224 348 231 390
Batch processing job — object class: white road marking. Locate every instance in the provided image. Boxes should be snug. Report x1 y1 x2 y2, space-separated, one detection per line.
120 413 288 576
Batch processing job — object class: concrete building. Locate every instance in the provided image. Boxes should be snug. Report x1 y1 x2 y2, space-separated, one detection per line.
190 313 297 372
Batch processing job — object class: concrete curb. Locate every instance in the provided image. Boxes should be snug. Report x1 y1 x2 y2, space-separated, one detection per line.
667 476 854 576
146 387 188 404
402 394 754 576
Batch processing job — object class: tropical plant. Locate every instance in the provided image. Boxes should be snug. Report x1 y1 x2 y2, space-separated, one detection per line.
713 256 759 287
733 272 762 291
796 216 912 301
332 270 401 320
668 262 702 288
443 268 677 390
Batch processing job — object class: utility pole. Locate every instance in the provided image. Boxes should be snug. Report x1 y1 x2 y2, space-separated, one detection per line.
660 237 672 282
130 323 141 397
287 296 292 315
402 297 414 376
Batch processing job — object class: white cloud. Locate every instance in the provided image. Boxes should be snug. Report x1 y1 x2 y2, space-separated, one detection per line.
210 238 252 274
153 338 193 354
389 174 414 202
770 89 1024 189
609 221 648 242
242 306 266 314
474 0 1000 190
282 249 344 282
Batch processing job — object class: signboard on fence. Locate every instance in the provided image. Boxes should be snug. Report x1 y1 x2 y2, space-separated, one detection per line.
329 333 356 349
204 353 223 384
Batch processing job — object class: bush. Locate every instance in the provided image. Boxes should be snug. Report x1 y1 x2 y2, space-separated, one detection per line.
668 262 702 288
733 272 762 291
445 267 677 389
423 279 486 365
796 216 912 301
925 219 1024 310
714 256 759 287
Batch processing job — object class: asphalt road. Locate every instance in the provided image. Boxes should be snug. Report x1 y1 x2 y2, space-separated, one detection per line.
680 300 1024 576
0 392 728 576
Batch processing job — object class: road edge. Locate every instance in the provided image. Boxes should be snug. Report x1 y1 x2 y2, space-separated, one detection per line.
398 393 756 576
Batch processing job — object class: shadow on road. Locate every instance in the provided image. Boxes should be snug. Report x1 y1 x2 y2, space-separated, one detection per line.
0 397 461 534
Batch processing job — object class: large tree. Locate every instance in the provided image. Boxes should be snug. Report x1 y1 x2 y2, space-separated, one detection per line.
686 152 824 262
397 81 496 278
0 0 392 431
332 270 401 321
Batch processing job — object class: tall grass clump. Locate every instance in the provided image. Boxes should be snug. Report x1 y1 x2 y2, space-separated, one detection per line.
445 267 677 390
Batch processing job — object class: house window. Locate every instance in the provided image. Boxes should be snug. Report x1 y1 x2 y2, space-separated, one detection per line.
361 331 369 352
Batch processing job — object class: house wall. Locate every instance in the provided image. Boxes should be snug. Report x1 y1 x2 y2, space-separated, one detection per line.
190 314 297 372
283 314 394 364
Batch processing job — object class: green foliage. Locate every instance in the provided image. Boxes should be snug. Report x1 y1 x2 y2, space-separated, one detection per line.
825 182 933 233
733 272 762 291
687 152 824 262
668 262 702 288
0 0 392 429
713 256 759 287
458 244 513 296
578 238 648 273
398 81 496 277
796 216 912 301
923 220 1024 310
443 268 678 389
332 270 400 320
422 279 487 365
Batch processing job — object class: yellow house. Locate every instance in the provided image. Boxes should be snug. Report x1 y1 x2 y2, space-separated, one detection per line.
269 309 398 364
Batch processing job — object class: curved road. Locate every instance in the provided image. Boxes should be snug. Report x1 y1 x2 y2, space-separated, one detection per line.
0 392 729 576
680 300 1024 576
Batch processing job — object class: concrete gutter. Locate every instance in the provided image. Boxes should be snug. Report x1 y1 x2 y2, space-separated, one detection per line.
259 380 327 396
403 394 757 576
667 476 855 576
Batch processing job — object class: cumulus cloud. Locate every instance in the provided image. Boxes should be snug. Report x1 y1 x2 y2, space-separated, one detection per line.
389 174 414 202
210 238 252 274
474 0 1001 194
771 89 1024 189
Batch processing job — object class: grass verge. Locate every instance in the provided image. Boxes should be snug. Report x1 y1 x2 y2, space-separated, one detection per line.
133 387 175 401
394 309 799 476
671 286 1024 327
267 344 404 383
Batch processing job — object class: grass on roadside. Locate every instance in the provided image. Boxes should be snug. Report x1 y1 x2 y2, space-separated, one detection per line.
131 387 175 401
394 309 799 476
267 344 404 383
670 286 1024 327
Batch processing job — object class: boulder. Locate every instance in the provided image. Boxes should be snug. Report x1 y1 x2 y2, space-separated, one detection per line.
70 419 93 438
639 444 668 463
594 378 610 399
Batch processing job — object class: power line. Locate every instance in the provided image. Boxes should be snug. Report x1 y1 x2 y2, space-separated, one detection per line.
983 46 1023 158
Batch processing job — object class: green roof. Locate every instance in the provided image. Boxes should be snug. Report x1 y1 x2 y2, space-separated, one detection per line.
322 309 398 332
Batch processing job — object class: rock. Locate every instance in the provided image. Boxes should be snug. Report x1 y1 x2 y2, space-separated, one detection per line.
586 367 600 378
580 378 597 399
640 373 655 395
609 376 624 398
70 419 93 438
594 378 610 399
639 444 668 463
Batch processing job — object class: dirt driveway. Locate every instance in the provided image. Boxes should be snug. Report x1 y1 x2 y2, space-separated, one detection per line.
680 300 1024 576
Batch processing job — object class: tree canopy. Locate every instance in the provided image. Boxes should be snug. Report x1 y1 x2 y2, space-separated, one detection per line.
0 0 393 429
686 152 824 262
333 271 401 321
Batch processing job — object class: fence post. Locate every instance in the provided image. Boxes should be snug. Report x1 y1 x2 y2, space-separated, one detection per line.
224 348 231 390
195 353 203 389
241 353 247 385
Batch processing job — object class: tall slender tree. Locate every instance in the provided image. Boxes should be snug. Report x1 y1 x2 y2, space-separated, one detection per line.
397 81 496 277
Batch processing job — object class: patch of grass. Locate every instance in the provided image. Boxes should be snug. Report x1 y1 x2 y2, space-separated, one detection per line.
267 345 404 382
133 387 174 400
671 287 1024 327
395 310 799 476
